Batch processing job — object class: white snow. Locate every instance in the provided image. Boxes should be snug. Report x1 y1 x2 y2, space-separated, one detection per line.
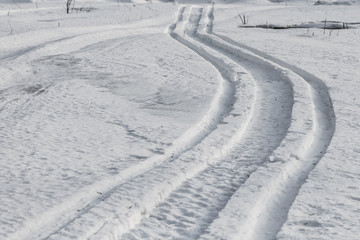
0 0 359 239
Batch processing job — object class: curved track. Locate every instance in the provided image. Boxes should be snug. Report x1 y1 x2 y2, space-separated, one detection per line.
122 5 291 240
1 5 335 240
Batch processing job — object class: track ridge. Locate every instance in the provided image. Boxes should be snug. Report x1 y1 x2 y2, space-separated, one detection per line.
120 6 295 239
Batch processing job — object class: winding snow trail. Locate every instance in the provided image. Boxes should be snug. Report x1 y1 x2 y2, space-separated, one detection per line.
0 4 336 240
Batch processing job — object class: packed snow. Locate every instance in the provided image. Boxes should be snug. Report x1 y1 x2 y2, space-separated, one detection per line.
0 0 359 239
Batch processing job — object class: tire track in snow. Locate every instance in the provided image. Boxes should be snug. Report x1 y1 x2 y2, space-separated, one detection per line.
196 6 336 240
6 8 250 240
120 6 295 239
34 6 261 240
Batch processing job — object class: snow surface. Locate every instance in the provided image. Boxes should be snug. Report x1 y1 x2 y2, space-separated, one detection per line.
1 0 360 239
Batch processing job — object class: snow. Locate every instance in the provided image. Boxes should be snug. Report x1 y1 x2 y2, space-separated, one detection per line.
0 0 360 239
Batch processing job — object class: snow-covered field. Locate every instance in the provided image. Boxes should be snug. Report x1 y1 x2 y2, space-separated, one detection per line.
1 0 359 239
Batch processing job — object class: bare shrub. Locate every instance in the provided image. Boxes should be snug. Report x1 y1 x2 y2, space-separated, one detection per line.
66 0 73 14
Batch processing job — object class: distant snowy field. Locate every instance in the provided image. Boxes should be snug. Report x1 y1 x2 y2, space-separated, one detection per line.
0 0 359 239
